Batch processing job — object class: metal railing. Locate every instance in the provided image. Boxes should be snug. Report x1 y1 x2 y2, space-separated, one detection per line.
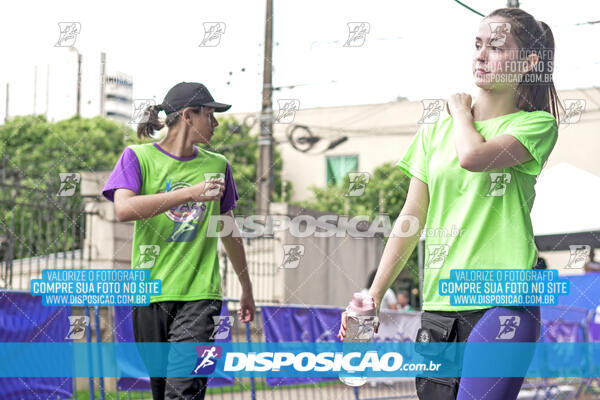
0 180 97 290
106 300 418 400
220 236 280 305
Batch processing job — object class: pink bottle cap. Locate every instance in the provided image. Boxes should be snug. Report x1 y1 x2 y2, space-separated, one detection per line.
347 293 375 315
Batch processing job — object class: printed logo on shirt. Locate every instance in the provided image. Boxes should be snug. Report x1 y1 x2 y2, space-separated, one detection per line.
425 244 449 269
496 316 520 340
486 172 511 197
136 245 161 268
192 345 222 375
164 179 208 242
565 245 590 269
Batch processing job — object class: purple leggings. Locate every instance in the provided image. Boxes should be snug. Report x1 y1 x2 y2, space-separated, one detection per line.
456 306 541 400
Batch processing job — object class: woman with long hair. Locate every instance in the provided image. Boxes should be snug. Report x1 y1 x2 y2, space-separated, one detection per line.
339 8 560 399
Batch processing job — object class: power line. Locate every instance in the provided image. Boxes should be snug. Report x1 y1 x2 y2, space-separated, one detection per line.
453 0 484 17
574 20 600 26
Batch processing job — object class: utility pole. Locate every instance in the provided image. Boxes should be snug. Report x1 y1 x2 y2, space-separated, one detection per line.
33 65 37 115
99 52 106 117
45 65 50 118
70 47 82 116
76 52 82 116
4 83 8 123
256 0 273 215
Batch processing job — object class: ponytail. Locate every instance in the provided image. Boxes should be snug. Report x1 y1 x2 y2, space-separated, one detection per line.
136 104 204 139
137 104 165 139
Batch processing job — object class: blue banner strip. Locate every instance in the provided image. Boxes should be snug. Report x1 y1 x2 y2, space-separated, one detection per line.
0 342 599 378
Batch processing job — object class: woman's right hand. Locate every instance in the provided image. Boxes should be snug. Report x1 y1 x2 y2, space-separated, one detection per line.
337 311 348 341
187 179 225 202
337 293 380 341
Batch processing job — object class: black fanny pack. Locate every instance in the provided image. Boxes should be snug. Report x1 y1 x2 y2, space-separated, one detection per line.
414 310 487 400
415 312 460 363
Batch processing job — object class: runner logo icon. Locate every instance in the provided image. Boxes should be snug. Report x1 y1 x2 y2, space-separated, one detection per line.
209 316 233 340
192 345 222 375
496 316 520 340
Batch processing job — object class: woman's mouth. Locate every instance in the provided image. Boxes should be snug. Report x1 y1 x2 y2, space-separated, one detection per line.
475 69 489 76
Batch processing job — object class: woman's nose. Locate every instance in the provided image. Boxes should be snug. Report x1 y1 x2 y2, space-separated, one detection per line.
475 46 488 61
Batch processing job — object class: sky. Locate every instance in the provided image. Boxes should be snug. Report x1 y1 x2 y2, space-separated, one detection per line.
1 0 598 121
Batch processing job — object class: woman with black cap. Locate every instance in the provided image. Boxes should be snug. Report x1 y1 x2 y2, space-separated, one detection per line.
103 82 255 400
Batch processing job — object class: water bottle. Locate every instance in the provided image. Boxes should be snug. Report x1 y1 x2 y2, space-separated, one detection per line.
339 293 378 387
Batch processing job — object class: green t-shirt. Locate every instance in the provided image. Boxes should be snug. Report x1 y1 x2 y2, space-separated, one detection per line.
130 143 227 303
397 110 558 311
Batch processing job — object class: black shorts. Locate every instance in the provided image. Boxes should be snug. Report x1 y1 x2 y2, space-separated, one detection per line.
132 299 222 400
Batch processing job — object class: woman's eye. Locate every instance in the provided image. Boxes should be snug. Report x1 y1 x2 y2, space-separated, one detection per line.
475 43 481 49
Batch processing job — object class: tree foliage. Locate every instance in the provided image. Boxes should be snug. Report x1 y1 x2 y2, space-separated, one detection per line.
0 114 141 272
0 114 287 265
296 163 420 290
298 162 411 219
0 114 141 185
200 117 291 215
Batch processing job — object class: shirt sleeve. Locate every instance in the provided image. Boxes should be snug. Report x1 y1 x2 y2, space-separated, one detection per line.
102 147 142 203
505 111 558 176
396 124 431 184
220 161 240 214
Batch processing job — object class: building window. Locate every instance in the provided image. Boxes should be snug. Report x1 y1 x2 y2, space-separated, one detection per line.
326 155 358 186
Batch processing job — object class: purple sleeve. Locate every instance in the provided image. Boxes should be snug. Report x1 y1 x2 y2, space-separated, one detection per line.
220 161 239 214
102 147 142 203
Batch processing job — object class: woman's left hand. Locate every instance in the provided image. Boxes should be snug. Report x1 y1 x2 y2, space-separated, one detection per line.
238 290 255 323
447 93 473 119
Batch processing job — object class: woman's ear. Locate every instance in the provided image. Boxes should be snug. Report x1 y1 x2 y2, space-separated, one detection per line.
181 108 193 124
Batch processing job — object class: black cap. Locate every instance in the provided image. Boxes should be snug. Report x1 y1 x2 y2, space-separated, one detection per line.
159 82 231 114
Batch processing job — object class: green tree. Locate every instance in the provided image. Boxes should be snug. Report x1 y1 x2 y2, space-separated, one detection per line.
1 114 288 266
1 113 288 212
299 163 410 218
0 115 143 272
0 114 145 185
199 117 291 215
